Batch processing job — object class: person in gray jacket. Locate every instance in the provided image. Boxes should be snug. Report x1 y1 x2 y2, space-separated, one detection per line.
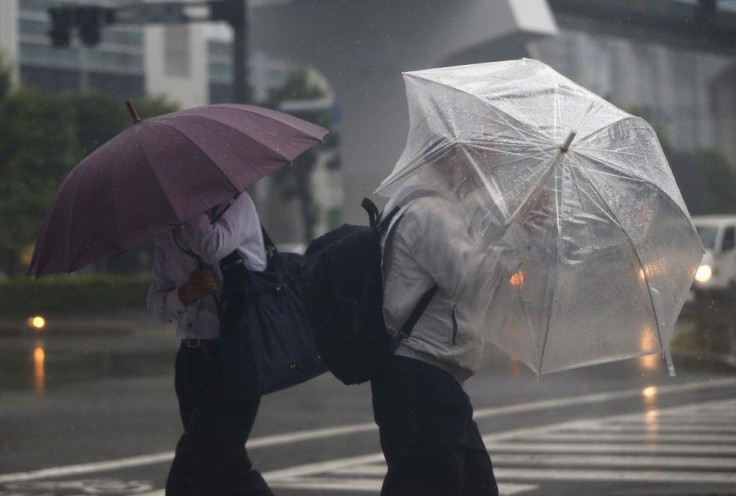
372 145 549 496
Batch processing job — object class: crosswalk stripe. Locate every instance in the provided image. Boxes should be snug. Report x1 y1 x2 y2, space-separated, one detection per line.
493 468 736 484
524 432 736 442
267 477 538 495
573 423 736 433
488 442 736 454
489 453 736 469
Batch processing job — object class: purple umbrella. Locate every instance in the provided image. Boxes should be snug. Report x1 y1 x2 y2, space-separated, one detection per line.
29 102 328 278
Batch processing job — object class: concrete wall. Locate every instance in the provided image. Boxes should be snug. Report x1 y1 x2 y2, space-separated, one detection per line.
250 0 557 223
145 24 209 107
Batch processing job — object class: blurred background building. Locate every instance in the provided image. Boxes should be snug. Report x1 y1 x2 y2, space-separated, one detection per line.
0 0 735 243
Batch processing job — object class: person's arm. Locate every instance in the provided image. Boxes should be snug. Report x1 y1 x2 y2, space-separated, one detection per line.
180 194 255 263
404 198 522 307
146 240 187 324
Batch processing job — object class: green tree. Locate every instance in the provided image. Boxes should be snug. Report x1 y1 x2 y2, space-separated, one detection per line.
669 149 736 215
65 91 129 157
0 88 79 275
267 67 340 242
629 106 736 215
0 52 11 101
65 92 178 159
0 71 179 275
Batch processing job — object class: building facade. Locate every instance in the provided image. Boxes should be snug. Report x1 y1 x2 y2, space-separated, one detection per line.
1 0 734 239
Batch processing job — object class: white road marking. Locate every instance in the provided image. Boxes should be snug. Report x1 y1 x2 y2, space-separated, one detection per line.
523 431 736 442
488 441 736 454
1 377 734 493
490 453 736 469
493 468 736 484
0 453 174 484
572 423 736 432
258 398 736 493
268 477 537 495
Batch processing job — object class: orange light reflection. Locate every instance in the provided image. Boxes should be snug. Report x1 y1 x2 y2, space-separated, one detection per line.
33 342 45 393
510 270 525 287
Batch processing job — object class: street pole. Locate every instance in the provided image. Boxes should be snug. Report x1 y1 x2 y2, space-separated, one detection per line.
228 0 250 104
78 44 89 92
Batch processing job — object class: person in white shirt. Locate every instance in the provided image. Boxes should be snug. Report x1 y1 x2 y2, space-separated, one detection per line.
147 192 274 496
372 144 549 496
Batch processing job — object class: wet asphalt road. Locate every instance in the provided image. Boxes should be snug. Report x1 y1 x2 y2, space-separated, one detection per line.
1 312 735 496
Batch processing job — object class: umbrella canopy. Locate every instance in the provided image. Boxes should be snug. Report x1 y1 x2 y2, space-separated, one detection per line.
377 59 703 376
30 103 328 278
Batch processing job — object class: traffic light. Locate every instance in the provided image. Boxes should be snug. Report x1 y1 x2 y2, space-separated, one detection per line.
209 0 245 25
77 7 102 47
48 7 72 47
47 6 116 48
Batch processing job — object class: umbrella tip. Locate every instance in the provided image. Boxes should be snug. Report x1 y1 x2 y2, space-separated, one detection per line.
126 99 142 123
560 130 577 152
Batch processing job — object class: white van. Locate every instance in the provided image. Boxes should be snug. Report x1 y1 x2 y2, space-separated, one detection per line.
692 215 736 297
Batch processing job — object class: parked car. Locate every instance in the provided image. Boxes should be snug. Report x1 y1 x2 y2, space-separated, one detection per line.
691 215 736 298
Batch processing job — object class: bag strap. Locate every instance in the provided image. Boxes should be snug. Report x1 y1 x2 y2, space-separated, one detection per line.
400 285 439 334
362 196 440 346
260 224 278 258
219 223 276 271
361 198 381 228
391 285 439 349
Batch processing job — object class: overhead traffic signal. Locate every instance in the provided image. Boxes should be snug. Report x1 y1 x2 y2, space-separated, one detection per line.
47 6 116 47
48 7 73 47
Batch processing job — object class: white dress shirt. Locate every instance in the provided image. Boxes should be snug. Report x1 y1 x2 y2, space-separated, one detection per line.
146 192 267 339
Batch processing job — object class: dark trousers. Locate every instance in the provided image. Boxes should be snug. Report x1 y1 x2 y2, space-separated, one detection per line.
166 341 274 496
371 356 499 496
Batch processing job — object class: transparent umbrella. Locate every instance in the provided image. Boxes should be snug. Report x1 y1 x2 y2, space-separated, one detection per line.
377 59 703 376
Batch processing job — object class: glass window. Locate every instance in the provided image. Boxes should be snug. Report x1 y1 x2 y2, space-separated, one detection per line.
696 226 718 249
722 227 735 251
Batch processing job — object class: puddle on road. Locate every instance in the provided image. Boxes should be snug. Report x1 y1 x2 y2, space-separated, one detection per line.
0 336 177 393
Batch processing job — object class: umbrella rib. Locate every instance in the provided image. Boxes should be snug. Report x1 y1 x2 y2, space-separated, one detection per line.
135 125 203 223
574 149 689 215
190 114 300 168
147 121 243 192
66 159 99 272
159 112 308 164
110 130 141 254
570 165 667 359
41 163 86 274
537 154 565 374
411 75 552 152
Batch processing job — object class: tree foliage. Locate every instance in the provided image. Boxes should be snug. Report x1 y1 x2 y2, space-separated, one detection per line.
267 66 340 242
668 148 736 215
627 106 736 215
0 64 178 275
0 89 79 274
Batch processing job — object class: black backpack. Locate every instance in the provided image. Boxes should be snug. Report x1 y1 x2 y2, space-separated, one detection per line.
300 198 437 385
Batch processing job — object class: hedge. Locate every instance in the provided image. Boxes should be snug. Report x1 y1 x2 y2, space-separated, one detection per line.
0 273 152 316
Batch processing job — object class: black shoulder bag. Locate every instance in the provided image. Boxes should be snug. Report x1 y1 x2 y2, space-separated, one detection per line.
219 227 327 401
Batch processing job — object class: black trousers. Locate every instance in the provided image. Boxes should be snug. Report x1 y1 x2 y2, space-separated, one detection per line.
371 356 499 496
166 341 274 496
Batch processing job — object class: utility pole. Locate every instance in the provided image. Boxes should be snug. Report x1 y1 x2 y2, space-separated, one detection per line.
47 1 251 103
210 1 249 103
